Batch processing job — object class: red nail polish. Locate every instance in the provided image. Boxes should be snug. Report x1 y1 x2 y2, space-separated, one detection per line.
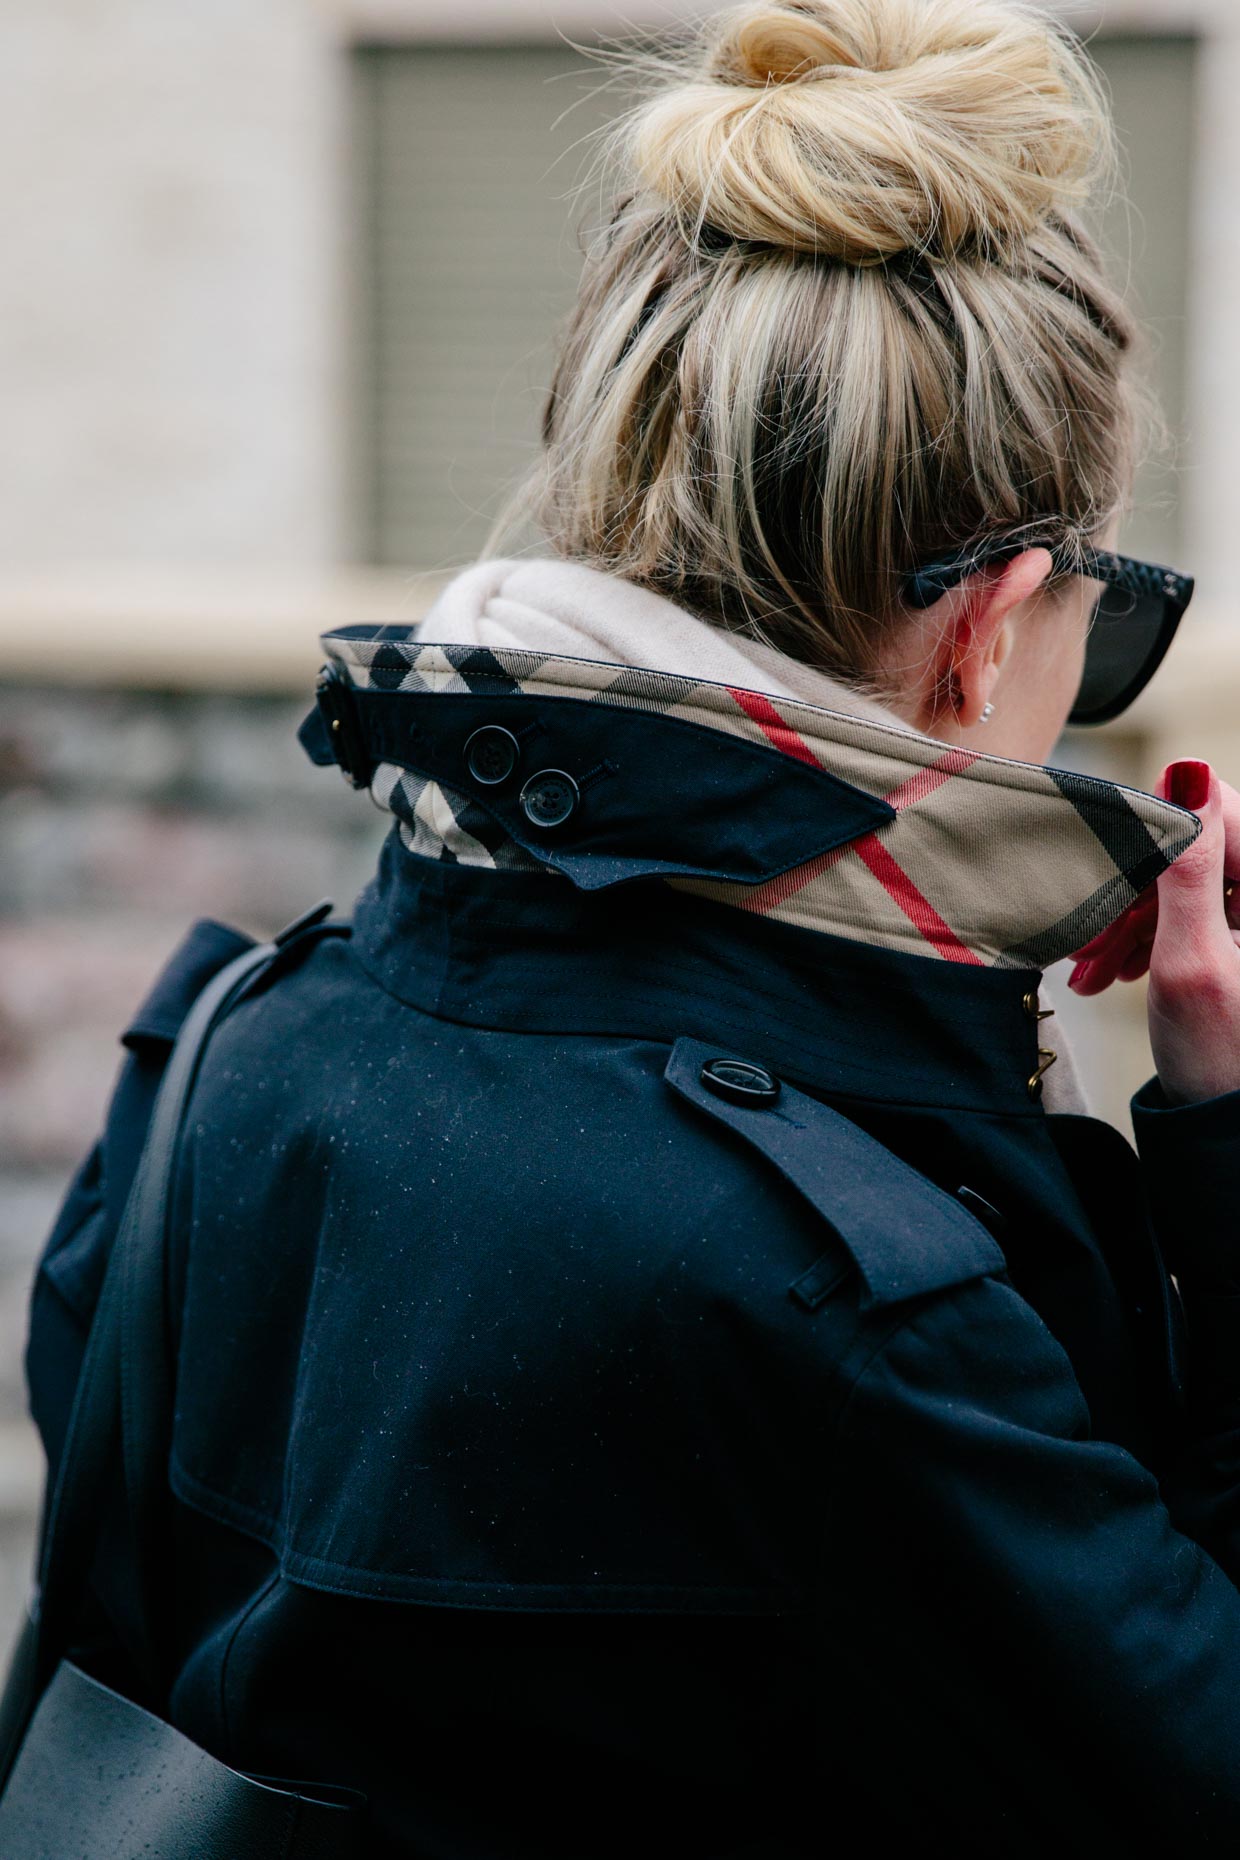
1168 759 1211 810
1068 960 1091 992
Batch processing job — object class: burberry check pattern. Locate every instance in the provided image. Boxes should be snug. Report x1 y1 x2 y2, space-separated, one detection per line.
321 629 1200 970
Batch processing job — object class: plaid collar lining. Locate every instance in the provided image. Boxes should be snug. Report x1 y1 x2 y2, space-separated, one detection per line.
320 630 1200 971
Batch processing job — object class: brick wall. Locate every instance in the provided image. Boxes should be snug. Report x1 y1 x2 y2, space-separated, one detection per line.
0 680 386 1633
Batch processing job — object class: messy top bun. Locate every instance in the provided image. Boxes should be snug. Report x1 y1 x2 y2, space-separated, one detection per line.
628 0 1112 264
627 0 1112 265
491 0 1152 698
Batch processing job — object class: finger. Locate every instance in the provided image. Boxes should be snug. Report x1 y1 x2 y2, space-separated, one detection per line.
1218 777 1240 880
1080 895 1157 964
1159 765 1240 930
1069 894 1158 992
1069 764 1238 994
1116 942 1152 983
1071 883 1158 961
1068 944 1152 994
1157 762 1240 864
1149 759 1237 983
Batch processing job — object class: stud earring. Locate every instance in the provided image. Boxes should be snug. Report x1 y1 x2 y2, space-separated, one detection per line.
979 701 995 723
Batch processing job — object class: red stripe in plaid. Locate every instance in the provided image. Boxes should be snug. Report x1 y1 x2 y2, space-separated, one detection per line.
727 687 822 767
726 700 982 960
882 746 980 810
850 835 982 964
734 840 851 914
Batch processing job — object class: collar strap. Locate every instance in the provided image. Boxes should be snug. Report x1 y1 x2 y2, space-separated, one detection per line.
299 666 896 893
304 635 1201 970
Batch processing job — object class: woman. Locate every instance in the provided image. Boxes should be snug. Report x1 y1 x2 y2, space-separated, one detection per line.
23 0 1240 1853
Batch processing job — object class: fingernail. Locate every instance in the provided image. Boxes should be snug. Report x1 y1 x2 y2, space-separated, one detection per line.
1068 960 1092 992
1167 759 1211 810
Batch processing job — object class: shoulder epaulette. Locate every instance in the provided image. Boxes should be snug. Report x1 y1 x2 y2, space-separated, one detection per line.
665 1036 1006 1310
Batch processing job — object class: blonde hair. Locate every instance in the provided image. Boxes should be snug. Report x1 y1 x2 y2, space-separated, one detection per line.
487 0 1153 697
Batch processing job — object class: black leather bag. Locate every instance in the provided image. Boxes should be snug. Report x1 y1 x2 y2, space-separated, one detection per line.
0 922 367 1858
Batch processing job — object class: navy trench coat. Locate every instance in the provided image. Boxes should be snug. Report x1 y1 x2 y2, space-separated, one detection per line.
22 635 1240 1856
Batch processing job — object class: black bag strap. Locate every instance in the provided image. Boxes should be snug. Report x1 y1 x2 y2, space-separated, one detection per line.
33 937 277 1695
28 908 351 1707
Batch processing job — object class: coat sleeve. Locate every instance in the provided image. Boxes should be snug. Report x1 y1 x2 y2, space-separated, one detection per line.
834 1266 1240 1844
1130 1075 1240 1567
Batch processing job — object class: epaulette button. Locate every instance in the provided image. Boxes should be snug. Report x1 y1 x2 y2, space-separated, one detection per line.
699 1057 781 1108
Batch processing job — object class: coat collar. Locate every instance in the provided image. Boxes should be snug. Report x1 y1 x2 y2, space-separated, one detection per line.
306 625 1199 973
345 831 1053 1116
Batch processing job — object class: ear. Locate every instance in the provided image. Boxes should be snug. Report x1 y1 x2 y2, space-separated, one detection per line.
922 548 1055 729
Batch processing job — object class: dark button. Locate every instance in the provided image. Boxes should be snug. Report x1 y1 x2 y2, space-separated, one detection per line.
464 725 520 787
699 1057 781 1108
519 768 579 830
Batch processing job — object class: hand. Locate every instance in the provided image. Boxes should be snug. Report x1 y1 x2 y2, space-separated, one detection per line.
1067 760 1240 1106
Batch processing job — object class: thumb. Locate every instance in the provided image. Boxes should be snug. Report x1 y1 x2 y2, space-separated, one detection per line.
1150 760 1234 978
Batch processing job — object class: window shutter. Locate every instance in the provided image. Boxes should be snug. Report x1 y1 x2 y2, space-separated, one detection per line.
356 44 617 570
356 35 1195 571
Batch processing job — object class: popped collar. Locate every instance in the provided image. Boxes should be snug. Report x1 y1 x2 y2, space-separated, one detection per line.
307 626 1199 972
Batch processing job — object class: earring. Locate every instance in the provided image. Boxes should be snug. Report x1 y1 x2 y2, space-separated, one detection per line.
979 701 995 723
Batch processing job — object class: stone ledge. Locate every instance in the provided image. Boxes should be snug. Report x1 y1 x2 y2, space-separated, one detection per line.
0 568 449 693
0 571 1233 728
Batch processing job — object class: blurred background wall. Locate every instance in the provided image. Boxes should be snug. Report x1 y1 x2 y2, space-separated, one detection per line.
0 0 1234 1622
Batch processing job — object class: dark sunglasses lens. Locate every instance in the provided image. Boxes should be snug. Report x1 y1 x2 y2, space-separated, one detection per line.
1069 583 1172 726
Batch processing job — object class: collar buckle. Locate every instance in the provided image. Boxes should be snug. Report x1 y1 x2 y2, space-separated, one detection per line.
315 665 374 790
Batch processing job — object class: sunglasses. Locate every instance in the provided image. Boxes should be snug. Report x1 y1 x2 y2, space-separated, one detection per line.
901 536 1194 727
